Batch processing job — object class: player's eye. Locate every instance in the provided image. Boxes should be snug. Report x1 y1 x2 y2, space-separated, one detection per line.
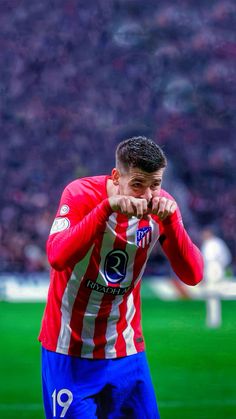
151 183 161 190
132 183 142 189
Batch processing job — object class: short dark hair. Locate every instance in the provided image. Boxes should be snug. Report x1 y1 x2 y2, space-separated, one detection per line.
116 136 167 173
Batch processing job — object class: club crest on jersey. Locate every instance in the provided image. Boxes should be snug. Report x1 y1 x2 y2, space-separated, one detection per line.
136 226 152 248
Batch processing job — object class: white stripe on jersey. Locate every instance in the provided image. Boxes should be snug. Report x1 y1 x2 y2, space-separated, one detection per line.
122 292 136 355
56 247 94 353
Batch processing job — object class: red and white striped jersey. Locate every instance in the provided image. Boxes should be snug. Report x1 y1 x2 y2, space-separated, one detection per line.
39 175 203 359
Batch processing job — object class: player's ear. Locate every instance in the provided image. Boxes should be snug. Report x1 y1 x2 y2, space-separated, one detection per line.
111 168 120 185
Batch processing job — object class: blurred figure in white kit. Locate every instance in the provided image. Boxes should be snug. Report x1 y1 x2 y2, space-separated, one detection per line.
201 227 232 328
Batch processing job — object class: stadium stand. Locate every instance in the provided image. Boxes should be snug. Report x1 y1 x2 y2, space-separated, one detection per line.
0 0 235 273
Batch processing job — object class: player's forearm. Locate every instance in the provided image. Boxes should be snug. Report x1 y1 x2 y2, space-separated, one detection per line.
47 199 113 270
160 216 204 286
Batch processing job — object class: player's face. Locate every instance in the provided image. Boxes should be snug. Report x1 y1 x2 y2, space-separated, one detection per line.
112 167 164 203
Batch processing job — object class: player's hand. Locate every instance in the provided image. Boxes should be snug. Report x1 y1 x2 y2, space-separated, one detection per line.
148 196 177 221
109 195 149 218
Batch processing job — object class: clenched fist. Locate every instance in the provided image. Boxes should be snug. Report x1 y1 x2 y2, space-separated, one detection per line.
108 195 177 221
148 196 177 221
109 195 148 219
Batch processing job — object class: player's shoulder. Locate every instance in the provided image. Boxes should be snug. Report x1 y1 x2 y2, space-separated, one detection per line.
159 188 175 200
64 175 108 199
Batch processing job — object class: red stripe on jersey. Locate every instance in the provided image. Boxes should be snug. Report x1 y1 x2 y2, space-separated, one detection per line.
39 268 72 351
68 229 106 356
93 213 128 358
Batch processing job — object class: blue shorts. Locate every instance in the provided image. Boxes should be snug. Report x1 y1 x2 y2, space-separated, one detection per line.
41 347 160 419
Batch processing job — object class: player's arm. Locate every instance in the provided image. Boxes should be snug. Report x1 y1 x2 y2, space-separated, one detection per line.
47 187 113 271
151 193 204 286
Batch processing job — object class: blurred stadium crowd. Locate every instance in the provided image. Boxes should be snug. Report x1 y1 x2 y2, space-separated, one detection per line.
0 0 236 274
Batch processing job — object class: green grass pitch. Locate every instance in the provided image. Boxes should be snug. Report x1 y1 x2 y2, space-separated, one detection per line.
0 296 236 419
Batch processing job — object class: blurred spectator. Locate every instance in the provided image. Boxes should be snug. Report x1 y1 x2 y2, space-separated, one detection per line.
201 227 232 276
201 226 232 328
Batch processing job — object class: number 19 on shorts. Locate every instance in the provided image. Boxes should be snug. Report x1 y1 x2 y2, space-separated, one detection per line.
52 389 73 417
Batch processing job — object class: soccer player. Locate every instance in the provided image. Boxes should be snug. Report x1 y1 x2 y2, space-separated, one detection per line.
39 136 204 418
201 227 232 328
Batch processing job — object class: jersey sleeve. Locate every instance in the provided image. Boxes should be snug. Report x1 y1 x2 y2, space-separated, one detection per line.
157 190 204 286
46 183 113 271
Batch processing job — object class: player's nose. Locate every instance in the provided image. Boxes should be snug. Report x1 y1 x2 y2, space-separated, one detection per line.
141 188 152 201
